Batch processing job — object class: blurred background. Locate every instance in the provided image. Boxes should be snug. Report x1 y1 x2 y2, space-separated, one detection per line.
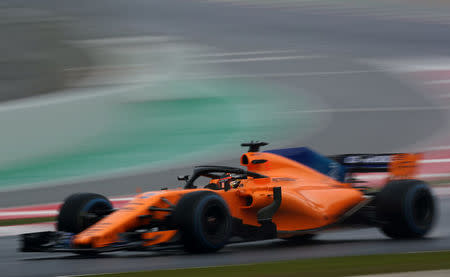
1 0 450 205
1 0 450 276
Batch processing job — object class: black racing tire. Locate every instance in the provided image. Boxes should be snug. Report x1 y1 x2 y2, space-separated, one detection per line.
173 191 232 253
376 179 435 239
57 193 113 234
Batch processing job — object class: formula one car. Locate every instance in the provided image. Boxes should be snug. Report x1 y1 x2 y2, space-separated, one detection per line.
21 142 436 254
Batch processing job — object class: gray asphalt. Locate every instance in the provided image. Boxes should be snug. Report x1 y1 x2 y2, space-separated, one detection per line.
1 0 450 276
0 8 92 102
1 197 448 277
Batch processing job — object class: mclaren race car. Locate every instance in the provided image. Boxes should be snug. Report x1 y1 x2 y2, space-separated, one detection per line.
21 142 436 254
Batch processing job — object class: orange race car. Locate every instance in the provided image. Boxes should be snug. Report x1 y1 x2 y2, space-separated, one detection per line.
21 142 436 254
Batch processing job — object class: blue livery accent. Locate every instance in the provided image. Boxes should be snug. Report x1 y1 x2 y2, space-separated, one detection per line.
265 147 346 182
55 233 74 249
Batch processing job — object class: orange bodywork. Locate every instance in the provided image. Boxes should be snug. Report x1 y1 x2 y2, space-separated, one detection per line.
73 151 366 248
389 153 421 179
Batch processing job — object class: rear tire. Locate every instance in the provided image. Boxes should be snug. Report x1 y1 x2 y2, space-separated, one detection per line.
376 179 435 239
57 193 113 234
173 191 232 253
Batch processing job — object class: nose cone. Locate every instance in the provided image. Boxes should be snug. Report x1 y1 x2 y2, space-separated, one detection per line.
72 191 164 248
72 235 98 249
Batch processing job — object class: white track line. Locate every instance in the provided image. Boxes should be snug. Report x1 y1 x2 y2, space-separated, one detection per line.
69 36 172 45
425 80 450 85
438 93 450 98
0 196 133 215
62 70 383 87
183 70 382 80
420 173 450 179
420 159 450 163
435 187 450 196
62 69 382 83
186 50 299 57
400 66 450 72
363 58 450 72
0 196 133 211
110 197 133 202
0 210 57 217
66 50 306 71
281 106 450 114
426 145 450 151
189 55 323 64
0 222 54 237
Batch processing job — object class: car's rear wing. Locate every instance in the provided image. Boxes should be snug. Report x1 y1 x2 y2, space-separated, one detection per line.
330 153 422 179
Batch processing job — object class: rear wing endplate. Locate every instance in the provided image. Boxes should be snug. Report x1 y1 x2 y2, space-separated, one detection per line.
330 153 422 179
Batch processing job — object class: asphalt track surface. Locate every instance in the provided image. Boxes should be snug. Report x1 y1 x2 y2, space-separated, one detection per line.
1 0 450 276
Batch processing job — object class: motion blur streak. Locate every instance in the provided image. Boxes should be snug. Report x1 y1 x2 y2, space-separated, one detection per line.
0 32 317 190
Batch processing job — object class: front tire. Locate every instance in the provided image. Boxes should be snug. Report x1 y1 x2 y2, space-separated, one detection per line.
376 179 435 239
57 193 113 234
173 191 232 253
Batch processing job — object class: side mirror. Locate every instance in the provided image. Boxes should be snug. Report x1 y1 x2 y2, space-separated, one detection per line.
177 175 189 182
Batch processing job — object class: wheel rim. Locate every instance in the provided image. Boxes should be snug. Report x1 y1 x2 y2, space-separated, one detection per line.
201 203 228 241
